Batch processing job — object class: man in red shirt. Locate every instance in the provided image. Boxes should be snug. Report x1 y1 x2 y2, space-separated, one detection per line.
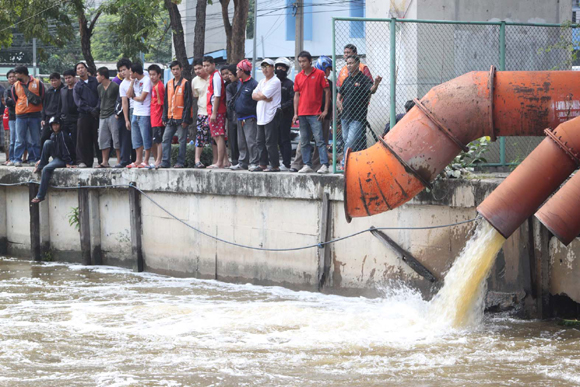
293 51 330 174
203 56 229 168
148 65 165 168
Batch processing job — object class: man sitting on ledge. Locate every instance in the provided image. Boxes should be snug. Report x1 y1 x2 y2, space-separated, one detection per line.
31 117 76 204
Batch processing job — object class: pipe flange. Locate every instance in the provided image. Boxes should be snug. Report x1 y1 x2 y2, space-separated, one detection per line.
488 65 497 142
377 137 433 190
413 98 470 153
544 128 580 167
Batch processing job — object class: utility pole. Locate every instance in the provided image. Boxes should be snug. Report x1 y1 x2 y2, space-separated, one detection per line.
32 38 37 77
294 0 304 68
252 0 258 78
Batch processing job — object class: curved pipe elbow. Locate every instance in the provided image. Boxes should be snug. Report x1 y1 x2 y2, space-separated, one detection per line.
345 69 580 222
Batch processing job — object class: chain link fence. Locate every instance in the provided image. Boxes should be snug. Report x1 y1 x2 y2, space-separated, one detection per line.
332 18 578 171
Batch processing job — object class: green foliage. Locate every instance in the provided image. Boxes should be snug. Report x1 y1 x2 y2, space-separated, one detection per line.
443 136 490 178
41 249 53 262
68 206 80 233
246 0 255 39
170 144 213 167
537 20 579 70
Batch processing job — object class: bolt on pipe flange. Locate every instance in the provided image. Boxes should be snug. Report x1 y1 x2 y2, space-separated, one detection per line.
544 128 580 167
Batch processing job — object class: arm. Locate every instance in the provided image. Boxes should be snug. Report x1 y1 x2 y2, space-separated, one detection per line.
280 82 294 111
210 75 223 123
182 80 193 126
162 82 168 124
370 76 382 94
133 77 150 102
126 79 135 99
319 87 330 120
292 91 300 123
122 97 130 130
133 91 149 103
41 92 48 124
73 84 90 114
336 92 343 111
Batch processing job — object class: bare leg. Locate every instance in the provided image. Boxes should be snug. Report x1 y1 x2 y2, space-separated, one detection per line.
101 148 110 166
195 147 204 164
135 147 144 165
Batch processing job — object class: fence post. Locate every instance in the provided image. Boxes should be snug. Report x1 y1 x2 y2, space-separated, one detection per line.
499 21 506 166
332 18 338 173
389 18 397 129
129 182 144 273
28 183 41 262
78 184 92 266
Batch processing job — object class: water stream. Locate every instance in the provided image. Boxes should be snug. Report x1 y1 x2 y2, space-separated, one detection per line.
1 255 580 386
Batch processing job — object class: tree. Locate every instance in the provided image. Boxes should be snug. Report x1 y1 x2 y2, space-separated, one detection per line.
70 0 105 72
164 0 193 78
219 0 250 64
194 0 208 59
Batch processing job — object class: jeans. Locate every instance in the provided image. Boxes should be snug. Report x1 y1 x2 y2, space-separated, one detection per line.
299 115 328 167
341 118 365 152
237 117 258 168
8 120 17 162
14 116 41 162
36 140 66 200
131 115 152 150
258 111 280 168
161 122 187 166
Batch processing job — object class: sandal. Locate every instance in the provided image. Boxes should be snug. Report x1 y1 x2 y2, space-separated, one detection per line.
206 164 220 169
173 163 185 168
264 167 280 172
249 166 264 172
137 163 152 169
126 162 139 169
194 162 205 169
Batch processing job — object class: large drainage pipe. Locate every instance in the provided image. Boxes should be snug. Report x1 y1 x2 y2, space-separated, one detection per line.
477 116 580 239
344 67 580 222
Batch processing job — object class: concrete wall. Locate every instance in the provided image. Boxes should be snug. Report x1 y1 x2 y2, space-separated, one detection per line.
1 168 579 317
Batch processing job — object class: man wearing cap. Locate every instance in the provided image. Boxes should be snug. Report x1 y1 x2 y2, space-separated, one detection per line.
230 59 259 171
31 117 76 204
252 58 281 172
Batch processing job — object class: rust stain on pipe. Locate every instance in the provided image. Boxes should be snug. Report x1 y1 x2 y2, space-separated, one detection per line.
345 68 580 221
536 171 580 246
478 116 580 239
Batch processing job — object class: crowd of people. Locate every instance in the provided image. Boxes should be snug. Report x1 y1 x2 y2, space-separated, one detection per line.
0 44 383 203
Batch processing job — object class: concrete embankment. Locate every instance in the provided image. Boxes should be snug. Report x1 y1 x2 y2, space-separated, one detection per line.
0 167 578 318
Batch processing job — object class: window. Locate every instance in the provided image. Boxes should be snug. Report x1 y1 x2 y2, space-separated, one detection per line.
350 0 365 38
286 0 313 41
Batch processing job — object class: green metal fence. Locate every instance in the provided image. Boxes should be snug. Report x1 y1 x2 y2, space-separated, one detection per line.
331 18 579 172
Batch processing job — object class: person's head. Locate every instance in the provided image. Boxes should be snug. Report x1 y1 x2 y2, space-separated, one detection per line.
275 57 291 80
96 67 109 83
297 51 312 71
260 58 275 78
404 99 416 113
315 55 332 78
237 59 252 79
13 65 29 82
130 63 144 79
148 64 162 84
220 65 230 84
346 55 360 75
193 58 206 78
344 44 357 59
169 60 182 79
76 62 88 79
49 116 62 132
6 70 16 85
227 64 238 82
116 58 132 80
48 72 62 88
202 56 216 75
63 69 76 87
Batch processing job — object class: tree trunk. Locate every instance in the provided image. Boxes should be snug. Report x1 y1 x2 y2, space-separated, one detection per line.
78 15 96 72
230 0 250 64
164 0 193 78
220 0 233 63
194 0 207 59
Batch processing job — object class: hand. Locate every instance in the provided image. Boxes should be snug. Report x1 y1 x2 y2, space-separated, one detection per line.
182 122 188 128
126 120 131 131
162 121 167 126
66 164 76 168
318 110 328 121
41 120 45 127
265 97 273 103
210 114 217 124
35 160 40 167
292 115 298 124
375 76 383 85
336 99 343 111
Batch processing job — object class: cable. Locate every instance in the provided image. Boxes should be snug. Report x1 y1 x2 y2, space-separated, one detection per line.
0 180 477 252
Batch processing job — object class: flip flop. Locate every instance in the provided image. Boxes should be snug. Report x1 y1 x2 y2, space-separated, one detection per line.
206 165 220 169
126 162 139 169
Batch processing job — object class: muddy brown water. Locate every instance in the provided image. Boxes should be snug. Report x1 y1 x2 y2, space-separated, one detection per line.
1 257 579 386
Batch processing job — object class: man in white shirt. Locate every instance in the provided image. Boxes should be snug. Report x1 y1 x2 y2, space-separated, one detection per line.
191 58 211 168
115 58 134 168
126 63 152 168
251 58 281 172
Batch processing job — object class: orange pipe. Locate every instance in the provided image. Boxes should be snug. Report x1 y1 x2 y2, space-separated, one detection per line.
345 68 580 221
477 116 580 239
536 171 580 246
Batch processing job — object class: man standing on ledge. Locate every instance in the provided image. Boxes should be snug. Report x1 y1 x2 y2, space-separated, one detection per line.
11 65 45 166
293 51 330 174
74 62 101 168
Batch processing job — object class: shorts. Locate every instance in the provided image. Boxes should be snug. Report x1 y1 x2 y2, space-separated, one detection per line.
196 115 211 148
131 115 152 150
209 113 226 137
152 126 164 144
98 115 120 150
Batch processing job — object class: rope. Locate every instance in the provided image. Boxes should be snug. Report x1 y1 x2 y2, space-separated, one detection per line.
0 180 478 252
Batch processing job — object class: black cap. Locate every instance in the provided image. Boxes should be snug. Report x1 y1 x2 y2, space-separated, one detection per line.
49 116 61 126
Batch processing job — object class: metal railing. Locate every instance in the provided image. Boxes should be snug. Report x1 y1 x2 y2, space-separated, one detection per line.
331 18 579 172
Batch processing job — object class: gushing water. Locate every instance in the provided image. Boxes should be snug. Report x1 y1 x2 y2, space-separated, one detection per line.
430 219 506 328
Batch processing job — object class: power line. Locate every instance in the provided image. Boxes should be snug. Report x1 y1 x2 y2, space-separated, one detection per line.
0 0 70 34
